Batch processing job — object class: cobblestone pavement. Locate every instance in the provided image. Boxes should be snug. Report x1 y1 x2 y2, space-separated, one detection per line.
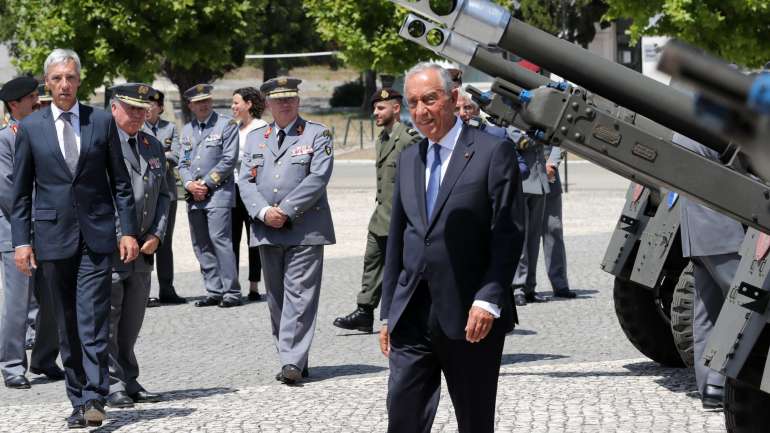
0 162 728 432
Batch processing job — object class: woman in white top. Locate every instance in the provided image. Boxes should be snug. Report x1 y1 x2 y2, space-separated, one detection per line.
231 87 268 301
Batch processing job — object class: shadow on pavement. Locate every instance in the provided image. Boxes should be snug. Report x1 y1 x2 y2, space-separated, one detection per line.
305 364 388 382
500 353 568 366
92 407 196 432
547 289 600 301
159 387 237 402
507 328 537 336
623 361 698 394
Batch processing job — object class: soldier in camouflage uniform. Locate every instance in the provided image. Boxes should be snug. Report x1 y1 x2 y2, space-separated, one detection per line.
333 88 420 333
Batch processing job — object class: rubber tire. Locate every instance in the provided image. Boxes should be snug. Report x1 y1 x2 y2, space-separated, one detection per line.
724 326 770 433
670 262 695 367
613 277 686 367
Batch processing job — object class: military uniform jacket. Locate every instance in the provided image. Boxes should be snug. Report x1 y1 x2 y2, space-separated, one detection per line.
238 116 335 246
673 133 745 257
0 119 18 252
368 122 420 237
178 112 238 209
114 130 171 274
143 119 179 201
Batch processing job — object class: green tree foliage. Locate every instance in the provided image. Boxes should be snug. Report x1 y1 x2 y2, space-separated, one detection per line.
304 0 431 74
604 0 770 68
0 0 327 121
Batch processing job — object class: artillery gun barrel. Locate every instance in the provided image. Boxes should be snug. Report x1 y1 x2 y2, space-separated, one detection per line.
391 0 730 154
400 13 551 91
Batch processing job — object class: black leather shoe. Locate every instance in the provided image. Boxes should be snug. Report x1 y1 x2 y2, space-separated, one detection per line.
30 365 65 381
4 375 31 389
514 293 527 306
276 364 302 384
66 406 86 429
219 298 242 308
83 400 105 427
159 294 187 305
107 391 134 408
553 288 577 299
702 385 724 410
525 293 550 303
130 389 162 403
302 366 309 378
333 306 374 333
194 297 221 307
147 297 160 308
247 291 264 302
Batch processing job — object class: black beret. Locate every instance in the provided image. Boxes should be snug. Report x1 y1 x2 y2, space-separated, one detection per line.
370 88 403 108
0 76 38 102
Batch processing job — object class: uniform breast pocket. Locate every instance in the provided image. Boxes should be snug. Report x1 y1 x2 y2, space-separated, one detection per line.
290 155 311 175
249 158 265 184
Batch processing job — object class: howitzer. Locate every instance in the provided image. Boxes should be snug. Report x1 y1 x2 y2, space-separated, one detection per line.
391 1 770 431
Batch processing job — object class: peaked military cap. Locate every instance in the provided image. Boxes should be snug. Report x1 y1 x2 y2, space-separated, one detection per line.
37 83 53 102
148 87 165 105
184 83 214 102
110 83 154 108
370 87 402 108
260 76 301 99
0 76 39 102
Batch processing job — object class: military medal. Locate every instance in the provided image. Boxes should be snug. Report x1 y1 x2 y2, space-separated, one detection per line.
148 157 161 169
264 125 272 139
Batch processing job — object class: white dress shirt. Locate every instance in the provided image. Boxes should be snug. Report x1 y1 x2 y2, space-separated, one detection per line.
237 118 268 178
423 116 501 319
50 101 82 156
256 118 297 222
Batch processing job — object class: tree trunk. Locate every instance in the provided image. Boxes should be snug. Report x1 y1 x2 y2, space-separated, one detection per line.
361 69 376 114
162 62 215 124
263 58 280 82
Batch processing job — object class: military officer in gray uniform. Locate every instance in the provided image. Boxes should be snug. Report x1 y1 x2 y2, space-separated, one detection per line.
333 88 419 333
238 77 335 384
511 131 551 306
541 145 576 298
143 88 185 306
179 83 242 308
674 132 744 409
105 84 170 408
0 76 62 389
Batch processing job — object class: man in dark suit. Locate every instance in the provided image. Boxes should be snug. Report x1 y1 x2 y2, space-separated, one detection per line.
11 49 139 429
379 63 525 433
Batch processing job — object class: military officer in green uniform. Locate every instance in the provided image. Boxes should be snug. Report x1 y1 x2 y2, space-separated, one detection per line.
333 88 420 333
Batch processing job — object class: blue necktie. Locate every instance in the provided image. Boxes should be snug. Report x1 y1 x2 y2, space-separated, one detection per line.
426 143 442 219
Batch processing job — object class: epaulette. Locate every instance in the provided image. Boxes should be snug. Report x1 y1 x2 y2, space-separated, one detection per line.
305 119 328 129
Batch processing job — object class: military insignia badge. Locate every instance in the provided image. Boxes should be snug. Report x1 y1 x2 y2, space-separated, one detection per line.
148 157 161 170
296 124 304 135
211 172 221 184
10 124 18 135
381 89 389 99
143 137 150 147
324 145 332 155
278 77 288 86
196 84 205 93
322 129 332 138
138 85 149 95
165 138 172 144
264 125 272 139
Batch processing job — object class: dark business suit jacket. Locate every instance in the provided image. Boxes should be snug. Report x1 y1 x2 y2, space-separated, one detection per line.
381 124 526 340
11 103 138 261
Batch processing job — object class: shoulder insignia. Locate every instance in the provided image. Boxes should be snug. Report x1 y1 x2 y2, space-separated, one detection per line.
264 125 273 139
324 145 332 155
322 129 332 138
10 124 18 135
143 136 151 148
406 128 418 136
165 138 172 144
229 119 238 126
296 123 304 135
